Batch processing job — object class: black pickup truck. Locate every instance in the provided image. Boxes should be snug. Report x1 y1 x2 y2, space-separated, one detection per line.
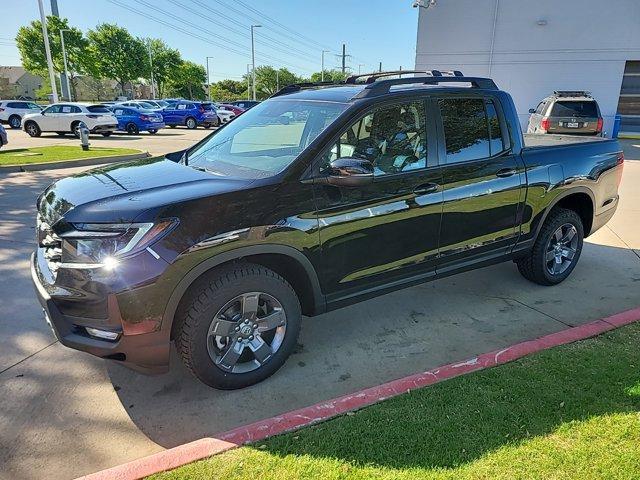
31 71 624 389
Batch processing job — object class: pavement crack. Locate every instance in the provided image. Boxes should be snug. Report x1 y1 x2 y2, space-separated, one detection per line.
0 340 58 376
509 298 574 328
605 226 640 261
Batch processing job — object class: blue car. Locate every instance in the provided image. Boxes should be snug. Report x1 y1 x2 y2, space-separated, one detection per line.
0 123 7 148
111 106 165 134
161 101 220 129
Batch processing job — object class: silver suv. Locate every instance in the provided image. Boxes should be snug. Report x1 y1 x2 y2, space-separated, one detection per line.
527 91 603 136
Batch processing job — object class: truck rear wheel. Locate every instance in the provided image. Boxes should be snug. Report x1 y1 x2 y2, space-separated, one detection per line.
517 208 584 285
175 262 302 389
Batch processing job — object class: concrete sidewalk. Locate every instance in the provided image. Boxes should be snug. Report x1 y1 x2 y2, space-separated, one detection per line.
1 143 639 480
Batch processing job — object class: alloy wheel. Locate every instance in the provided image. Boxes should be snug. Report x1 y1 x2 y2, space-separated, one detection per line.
9 116 21 128
207 292 287 374
545 223 578 275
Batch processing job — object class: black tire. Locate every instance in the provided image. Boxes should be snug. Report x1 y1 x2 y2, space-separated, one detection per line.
175 262 302 389
126 123 139 135
185 117 197 129
516 208 584 286
56 131 67 136
71 121 85 138
148 129 158 134
203 124 211 129
168 124 176 129
24 121 41 137
101 131 113 137
8 115 21 129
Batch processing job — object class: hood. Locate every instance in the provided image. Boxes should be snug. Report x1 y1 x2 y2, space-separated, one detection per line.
39 156 254 224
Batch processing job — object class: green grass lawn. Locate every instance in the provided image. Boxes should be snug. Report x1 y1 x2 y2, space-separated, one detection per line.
150 323 640 480
0 146 141 166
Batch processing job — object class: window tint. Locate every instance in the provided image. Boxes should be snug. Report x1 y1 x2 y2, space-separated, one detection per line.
113 108 124 116
8 102 25 108
535 101 546 115
27 103 40 109
59 105 78 114
43 105 61 114
551 101 598 117
87 105 111 113
486 101 505 156
320 101 427 176
177 103 187 110
439 98 490 163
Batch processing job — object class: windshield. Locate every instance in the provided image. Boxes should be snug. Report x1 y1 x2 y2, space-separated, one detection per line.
551 101 598 117
186 99 347 179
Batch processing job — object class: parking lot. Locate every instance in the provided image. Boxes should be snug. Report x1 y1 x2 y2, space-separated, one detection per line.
0 138 639 480
1 124 212 157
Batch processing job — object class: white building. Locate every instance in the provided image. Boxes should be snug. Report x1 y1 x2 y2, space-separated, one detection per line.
415 0 640 136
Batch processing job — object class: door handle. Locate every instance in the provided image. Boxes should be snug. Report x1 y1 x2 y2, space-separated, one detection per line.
496 168 517 178
413 183 439 195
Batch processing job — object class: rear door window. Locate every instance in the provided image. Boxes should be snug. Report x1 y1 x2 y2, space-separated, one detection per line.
486 100 506 156
551 101 598 117
438 98 490 163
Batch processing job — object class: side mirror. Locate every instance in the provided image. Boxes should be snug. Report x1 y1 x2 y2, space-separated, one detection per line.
528 108 536 114
325 157 374 187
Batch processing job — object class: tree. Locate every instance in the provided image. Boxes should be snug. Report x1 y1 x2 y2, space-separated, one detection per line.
216 79 246 96
244 66 302 99
146 38 182 98
167 61 206 100
87 24 148 95
16 16 92 99
309 69 348 83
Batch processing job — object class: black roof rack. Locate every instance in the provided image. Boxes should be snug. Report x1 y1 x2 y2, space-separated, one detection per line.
270 81 338 98
553 90 592 98
353 75 498 99
269 69 497 99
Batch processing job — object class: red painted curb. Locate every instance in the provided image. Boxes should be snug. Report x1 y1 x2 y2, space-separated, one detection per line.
78 305 640 480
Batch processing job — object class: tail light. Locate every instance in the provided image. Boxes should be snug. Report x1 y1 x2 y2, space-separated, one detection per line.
140 114 150 121
596 118 603 133
86 114 100 119
0 108 4 112
540 117 550 132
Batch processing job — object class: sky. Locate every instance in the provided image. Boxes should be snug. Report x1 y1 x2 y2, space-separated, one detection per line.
1 0 419 81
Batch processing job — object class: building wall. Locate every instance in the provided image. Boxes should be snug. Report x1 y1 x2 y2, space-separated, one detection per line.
415 0 640 136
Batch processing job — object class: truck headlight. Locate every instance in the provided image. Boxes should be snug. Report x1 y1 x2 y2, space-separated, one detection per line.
59 220 176 268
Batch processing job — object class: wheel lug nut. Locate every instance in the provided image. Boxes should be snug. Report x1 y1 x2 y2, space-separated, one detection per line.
253 324 258 329
235 326 240 332
249 335 254 340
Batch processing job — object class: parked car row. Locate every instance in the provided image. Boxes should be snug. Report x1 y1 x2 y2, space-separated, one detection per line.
8 98 252 138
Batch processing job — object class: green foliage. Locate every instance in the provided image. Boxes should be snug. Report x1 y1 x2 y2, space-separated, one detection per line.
309 69 349 83
87 24 148 94
167 61 207 100
243 66 303 100
146 38 182 98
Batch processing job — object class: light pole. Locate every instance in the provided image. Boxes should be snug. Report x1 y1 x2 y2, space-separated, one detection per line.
250 24 261 101
38 0 58 103
205 56 214 101
276 69 279 92
246 64 250 101
321 49 330 81
59 29 72 101
358 63 364 74
148 39 156 99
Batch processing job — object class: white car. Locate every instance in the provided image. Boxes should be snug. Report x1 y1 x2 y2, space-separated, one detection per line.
23 103 118 138
0 100 42 129
215 105 236 124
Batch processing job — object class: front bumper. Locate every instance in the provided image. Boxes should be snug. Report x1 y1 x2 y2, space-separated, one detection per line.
30 251 171 374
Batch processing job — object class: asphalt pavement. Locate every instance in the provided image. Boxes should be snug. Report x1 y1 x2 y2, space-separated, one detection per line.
0 138 639 480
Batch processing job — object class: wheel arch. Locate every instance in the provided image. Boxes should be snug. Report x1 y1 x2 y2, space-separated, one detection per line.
164 245 325 341
535 188 595 240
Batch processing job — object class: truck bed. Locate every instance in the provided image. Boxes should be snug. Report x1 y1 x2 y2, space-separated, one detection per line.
523 133 612 149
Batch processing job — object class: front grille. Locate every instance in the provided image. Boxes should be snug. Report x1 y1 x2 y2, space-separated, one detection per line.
37 213 62 276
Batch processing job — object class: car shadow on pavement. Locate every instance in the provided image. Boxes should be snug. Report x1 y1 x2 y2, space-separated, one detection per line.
107 240 640 450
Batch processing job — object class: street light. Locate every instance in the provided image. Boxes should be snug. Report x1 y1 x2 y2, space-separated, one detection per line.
60 29 72 101
321 49 330 81
358 63 364 74
250 24 261 101
148 39 155 99
246 64 251 101
37 0 58 103
205 56 214 101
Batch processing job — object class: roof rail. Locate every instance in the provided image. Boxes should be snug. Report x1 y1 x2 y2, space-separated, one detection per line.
353 75 498 99
345 69 464 84
270 81 338 98
553 90 592 98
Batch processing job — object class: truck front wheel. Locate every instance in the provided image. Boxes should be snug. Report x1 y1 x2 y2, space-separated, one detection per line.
517 208 584 286
175 262 302 389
